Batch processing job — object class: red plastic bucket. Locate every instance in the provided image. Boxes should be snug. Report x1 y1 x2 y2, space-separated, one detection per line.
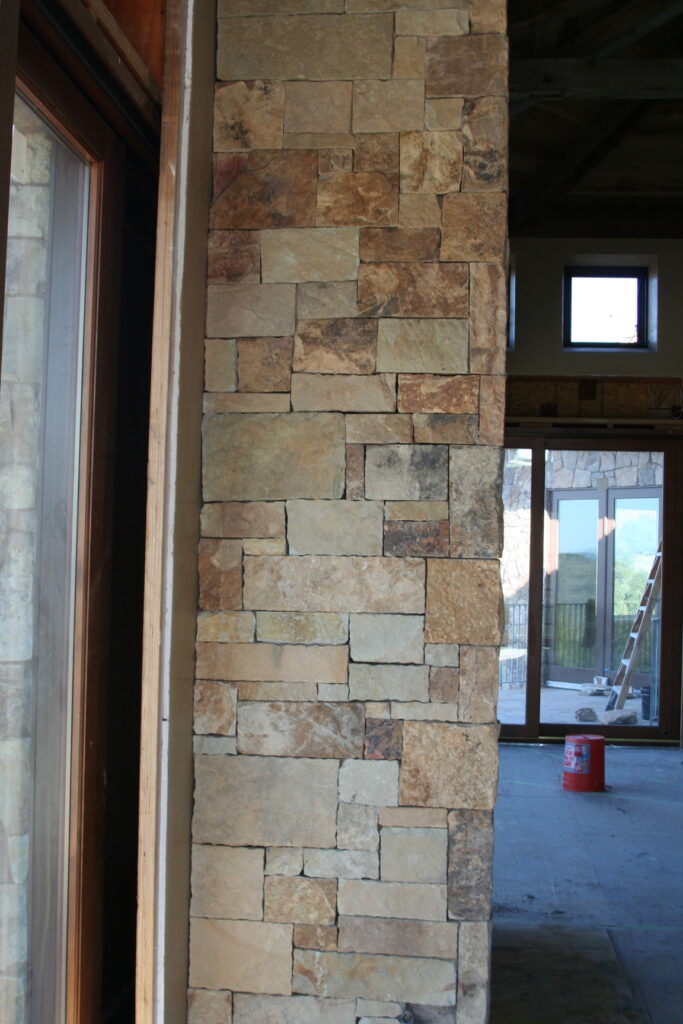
562 734 605 792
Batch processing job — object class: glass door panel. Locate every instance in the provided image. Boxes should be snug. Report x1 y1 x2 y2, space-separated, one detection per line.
1 91 89 1023
498 449 532 724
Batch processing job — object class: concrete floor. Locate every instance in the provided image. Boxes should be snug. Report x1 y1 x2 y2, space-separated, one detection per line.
492 744 683 1024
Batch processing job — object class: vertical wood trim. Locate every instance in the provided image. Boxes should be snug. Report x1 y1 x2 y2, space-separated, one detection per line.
135 0 184 1018
524 440 545 734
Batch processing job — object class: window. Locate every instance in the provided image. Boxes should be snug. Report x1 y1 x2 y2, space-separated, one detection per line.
563 265 649 347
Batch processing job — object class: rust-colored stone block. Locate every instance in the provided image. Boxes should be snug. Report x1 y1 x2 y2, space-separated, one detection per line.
398 375 479 414
400 131 463 195
194 680 237 736
346 443 365 500
293 925 338 951
360 228 440 263
440 193 507 262
265 876 338 925
207 229 260 283
355 134 399 174
447 809 494 918
237 337 293 393
459 646 498 724
469 262 507 374
317 172 399 227
478 374 505 446
399 722 498 810
201 501 285 539
238 702 364 759
426 34 508 98
413 413 479 444
358 263 468 318
294 319 377 374
365 718 403 760
429 666 460 704
425 559 503 645
211 151 317 229
198 539 242 610
384 520 449 558
471 0 506 33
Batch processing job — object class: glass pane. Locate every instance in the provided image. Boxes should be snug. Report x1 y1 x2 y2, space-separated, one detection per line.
554 499 599 669
570 275 639 344
1 92 89 1022
498 448 532 724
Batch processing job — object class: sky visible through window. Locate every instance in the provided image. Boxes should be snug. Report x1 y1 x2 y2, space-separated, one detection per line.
570 275 639 344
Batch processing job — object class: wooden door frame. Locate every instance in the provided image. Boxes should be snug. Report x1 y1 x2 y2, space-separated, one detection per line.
502 429 683 743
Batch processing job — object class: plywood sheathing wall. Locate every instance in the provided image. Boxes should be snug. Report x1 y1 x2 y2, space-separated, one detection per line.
188 2 508 1023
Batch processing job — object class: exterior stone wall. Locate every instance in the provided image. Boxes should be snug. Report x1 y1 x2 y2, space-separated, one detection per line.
189 3 508 1023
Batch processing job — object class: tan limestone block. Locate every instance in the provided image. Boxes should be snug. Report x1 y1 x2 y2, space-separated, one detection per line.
303 849 379 880
426 558 503 645
286 132 354 149
233 994 354 1024
469 262 507 374
349 613 424 664
316 173 398 228
214 81 284 152
287 499 383 555
262 228 359 283
217 15 393 82
266 847 304 876
203 413 345 501
399 722 498 809
204 393 291 413
238 702 363 758
348 664 429 702
194 681 237 736
346 0 462 8
294 320 377 375
339 759 399 806
191 844 264 920
337 879 446 921
297 282 358 320
456 921 492 1024
236 337 292 393
426 34 508 98
294 926 338 952
365 443 448 500
243 538 287 555
188 989 232 1024
385 501 449 522
265 876 337 925
219 1 344 15
358 263 468 318
396 9 469 34
458 646 498 723
462 96 508 192
356 1002 402 1021
359 228 440 263
425 643 459 667
377 319 467 373
189 918 292 994
412 413 478 444
440 193 507 262
257 612 348 645
449 445 503 558
429 666 460 703
354 135 399 174
211 151 317 230
337 803 380 852
197 611 254 643
393 37 425 79
201 501 285 539
390 702 459 722
345 414 412 444
205 338 237 392
321 684 347 703
345 443 365 501
194 754 338 847
198 539 242 610
285 81 352 134
208 229 260 284
353 81 425 133
194 736 237 756
426 98 464 131
293 949 455 1005
243 555 426 613
471 0 506 33
339 916 457 959
447 809 494 919
398 194 441 227
478 374 505 446
196 641 348 683
378 807 447 828
380 826 447 883
207 283 296 339
238 681 318 701
291 374 396 412
400 131 463 194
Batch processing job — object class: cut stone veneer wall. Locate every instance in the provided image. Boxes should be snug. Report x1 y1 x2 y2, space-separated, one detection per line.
189 2 508 1023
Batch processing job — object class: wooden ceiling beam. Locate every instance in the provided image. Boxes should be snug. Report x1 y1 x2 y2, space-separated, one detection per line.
554 0 683 60
511 59 683 102
510 0 612 42
510 101 651 228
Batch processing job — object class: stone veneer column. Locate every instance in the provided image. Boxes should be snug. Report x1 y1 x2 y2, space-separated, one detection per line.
189 2 507 1023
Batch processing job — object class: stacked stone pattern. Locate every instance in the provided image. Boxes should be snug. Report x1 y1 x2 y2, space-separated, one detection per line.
191 2 507 1022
